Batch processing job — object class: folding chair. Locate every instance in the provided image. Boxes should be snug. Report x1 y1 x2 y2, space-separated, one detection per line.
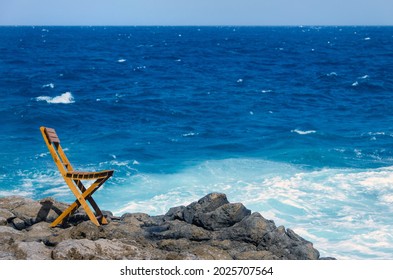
40 126 114 227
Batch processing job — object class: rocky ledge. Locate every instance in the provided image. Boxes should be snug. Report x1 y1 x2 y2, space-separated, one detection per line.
0 193 331 260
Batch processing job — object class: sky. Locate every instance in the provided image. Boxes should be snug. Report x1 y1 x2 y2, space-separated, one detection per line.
0 0 392 26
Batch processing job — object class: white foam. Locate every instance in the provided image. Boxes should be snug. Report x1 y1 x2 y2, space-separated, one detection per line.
36 92 75 104
291 129 316 135
364 37 371 41
42 83 55 89
359 75 369 79
352 81 359 87
106 159 393 259
118 59 126 63
182 132 198 137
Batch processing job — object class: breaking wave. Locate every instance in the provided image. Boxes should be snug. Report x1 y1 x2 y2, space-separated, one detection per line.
36 92 75 104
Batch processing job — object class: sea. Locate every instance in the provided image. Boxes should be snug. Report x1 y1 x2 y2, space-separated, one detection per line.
1 26 393 259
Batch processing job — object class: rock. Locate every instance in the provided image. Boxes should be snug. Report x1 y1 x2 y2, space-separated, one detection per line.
13 241 52 260
0 208 15 221
181 193 229 224
190 244 233 260
69 220 106 240
0 193 331 260
259 226 320 260
23 222 54 242
11 218 26 230
0 226 23 243
0 251 16 260
218 212 276 244
52 239 146 260
4 196 42 226
194 203 251 230
234 250 279 260
154 219 212 241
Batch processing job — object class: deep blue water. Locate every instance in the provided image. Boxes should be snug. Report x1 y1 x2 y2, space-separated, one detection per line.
1 26 393 259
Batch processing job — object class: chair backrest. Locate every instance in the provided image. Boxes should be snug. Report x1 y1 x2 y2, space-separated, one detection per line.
40 126 73 175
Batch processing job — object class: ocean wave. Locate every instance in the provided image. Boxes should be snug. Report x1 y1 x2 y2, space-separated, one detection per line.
42 83 55 89
36 92 75 104
105 158 393 259
291 129 316 135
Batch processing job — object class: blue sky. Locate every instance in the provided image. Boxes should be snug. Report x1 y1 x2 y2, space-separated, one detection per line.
0 0 392 26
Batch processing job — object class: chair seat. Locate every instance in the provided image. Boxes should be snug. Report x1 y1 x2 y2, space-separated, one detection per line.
65 170 114 180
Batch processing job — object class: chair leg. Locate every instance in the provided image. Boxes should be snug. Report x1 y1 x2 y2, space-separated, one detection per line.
51 176 111 227
75 180 108 224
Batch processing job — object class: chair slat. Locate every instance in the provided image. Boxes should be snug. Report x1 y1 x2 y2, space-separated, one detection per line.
44 127 60 144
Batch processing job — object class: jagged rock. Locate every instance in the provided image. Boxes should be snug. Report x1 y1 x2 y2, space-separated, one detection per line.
218 212 276 244
181 193 229 224
194 203 251 230
258 226 320 260
0 193 330 260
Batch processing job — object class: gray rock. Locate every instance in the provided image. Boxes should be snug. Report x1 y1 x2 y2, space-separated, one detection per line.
194 203 251 230
13 241 52 260
218 212 276 244
234 250 279 260
23 222 54 242
0 251 16 260
259 226 320 260
11 217 26 230
0 226 23 243
182 193 229 224
0 208 15 221
52 239 145 260
0 193 330 260
154 219 212 241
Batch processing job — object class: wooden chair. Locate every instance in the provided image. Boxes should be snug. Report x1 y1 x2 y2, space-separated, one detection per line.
40 126 114 227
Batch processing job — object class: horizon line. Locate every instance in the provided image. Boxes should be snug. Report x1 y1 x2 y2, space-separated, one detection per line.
1 24 393 27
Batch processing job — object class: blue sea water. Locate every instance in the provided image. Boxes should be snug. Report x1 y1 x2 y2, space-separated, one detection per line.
1 26 393 259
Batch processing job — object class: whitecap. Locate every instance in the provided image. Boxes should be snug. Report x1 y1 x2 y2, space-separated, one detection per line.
237 79 243 83
118 59 126 63
359 75 369 79
327 72 338 77
261 89 273 93
364 37 371 41
182 132 198 137
42 83 55 89
352 81 359 87
36 92 75 104
291 129 316 135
